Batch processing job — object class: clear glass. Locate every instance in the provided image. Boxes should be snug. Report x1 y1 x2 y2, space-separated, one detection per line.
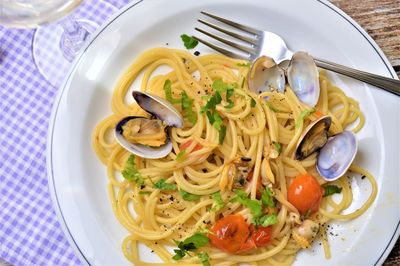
0 0 117 87
0 0 83 28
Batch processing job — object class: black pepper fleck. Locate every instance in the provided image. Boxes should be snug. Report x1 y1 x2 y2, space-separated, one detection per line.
194 51 200 56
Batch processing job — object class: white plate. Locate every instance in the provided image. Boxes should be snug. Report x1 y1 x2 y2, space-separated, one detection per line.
47 0 400 265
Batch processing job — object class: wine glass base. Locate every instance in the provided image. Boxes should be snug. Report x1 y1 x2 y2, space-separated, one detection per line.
32 0 117 88
33 19 97 88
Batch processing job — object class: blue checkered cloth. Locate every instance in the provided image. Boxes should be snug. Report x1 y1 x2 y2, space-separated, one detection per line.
0 1 130 265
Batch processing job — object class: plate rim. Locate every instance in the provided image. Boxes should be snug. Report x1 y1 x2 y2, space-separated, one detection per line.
46 0 400 265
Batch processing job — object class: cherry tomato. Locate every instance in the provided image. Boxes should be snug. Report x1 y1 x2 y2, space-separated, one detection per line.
287 173 323 215
246 171 263 199
251 225 272 247
180 140 203 152
208 214 250 254
237 237 256 253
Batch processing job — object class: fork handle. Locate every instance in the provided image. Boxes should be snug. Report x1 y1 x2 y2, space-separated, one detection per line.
314 58 400 96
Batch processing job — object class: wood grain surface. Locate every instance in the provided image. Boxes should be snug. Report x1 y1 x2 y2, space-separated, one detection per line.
329 1 400 265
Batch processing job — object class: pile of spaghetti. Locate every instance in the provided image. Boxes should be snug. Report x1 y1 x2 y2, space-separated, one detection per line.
93 48 377 265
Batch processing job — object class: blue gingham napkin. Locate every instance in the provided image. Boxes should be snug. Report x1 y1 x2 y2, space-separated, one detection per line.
0 1 130 265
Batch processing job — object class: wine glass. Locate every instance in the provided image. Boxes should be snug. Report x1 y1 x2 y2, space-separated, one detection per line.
0 0 117 87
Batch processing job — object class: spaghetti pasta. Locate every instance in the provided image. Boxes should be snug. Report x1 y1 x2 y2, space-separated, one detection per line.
92 47 376 265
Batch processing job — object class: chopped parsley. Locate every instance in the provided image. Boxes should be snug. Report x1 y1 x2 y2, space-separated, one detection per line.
163 79 180 104
219 125 227 144
272 141 282 156
250 98 256 108
256 214 278 227
197 252 210 266
261 187 276 208
172 233 209 260
122 155 144 186
180 190 201 201
176 150 186 161
233 189 263 219
153 179 177 190
139 191 151 195
180 34 199 49
265 101 279 112
181 91 197 124
323 185 342 197
224 88 234 109
237 62 251 67
295 108 316 128
211 192 224 211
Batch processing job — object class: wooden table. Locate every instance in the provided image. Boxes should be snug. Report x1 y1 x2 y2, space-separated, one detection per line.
329 1 400 265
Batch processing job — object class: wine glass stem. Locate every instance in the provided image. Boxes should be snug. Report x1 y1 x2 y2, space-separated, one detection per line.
59 15 90 62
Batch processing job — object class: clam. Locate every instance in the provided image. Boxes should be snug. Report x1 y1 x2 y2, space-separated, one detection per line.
287 52 320 107
247 56 286 94
115 91 183 159
316 131 358 181
295 115 332 160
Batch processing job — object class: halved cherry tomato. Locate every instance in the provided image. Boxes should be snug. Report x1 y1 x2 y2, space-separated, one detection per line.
251 225 272 247
180 140 203 152
287 173 323 215
246 171 263 199
208 214 250 254
237 236 256 253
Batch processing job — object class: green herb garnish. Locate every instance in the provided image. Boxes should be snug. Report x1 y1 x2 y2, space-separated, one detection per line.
261 187 276 208
256 214 278 227
180 190 201 201
198 252 210 266
250 98 256 107
295 108 316 128
323 185 342 197
139 191 151 195
272 141 282 156
233 189 263 218
153 179 177 190
212 192 224 211
181 91 197 124
122 155 144 186
219 125 227 144
224 88 234 109
172 233 209 260
163 79 180 104
180 34 199 49
237 62 251 67
265 101 279 112
176 150 186 161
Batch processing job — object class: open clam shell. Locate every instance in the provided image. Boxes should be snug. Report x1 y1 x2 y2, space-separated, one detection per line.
247 56 286 94
115 91 183 159
295 115 332 160
316 131 358 181
287 51 320 107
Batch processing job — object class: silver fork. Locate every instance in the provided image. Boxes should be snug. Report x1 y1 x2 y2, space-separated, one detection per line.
194 11 400 96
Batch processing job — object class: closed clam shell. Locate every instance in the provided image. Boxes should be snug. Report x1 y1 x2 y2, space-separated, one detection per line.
316 131 358 181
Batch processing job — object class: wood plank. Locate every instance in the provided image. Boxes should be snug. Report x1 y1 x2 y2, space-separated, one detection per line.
330 0 400 67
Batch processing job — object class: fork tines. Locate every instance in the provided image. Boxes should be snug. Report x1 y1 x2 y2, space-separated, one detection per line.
194 11 260 61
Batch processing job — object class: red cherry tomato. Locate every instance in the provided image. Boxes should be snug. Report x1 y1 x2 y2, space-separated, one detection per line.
251 225 272 247
208 214 250 254
287 173 323 215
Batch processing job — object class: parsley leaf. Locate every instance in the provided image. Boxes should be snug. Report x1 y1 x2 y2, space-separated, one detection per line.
261 187 276 208
323 185 342 197
257 214 278 227
180 190 201 201
180 34 199 49
176 150 186 161
172 233 210 261
181 91 197 124
224 88 234 109
201 92 222 113
212 192 224 211
237 62 251 67
233 189 263 219
153 179 177 190
213 112 223 131
295 108 316 128
272 141 282 156
250 98 256 107
139 191 151 195
198 252 210 266
163 79 180 104
122 155 144 186
219 125 227 144
265 101 279 112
